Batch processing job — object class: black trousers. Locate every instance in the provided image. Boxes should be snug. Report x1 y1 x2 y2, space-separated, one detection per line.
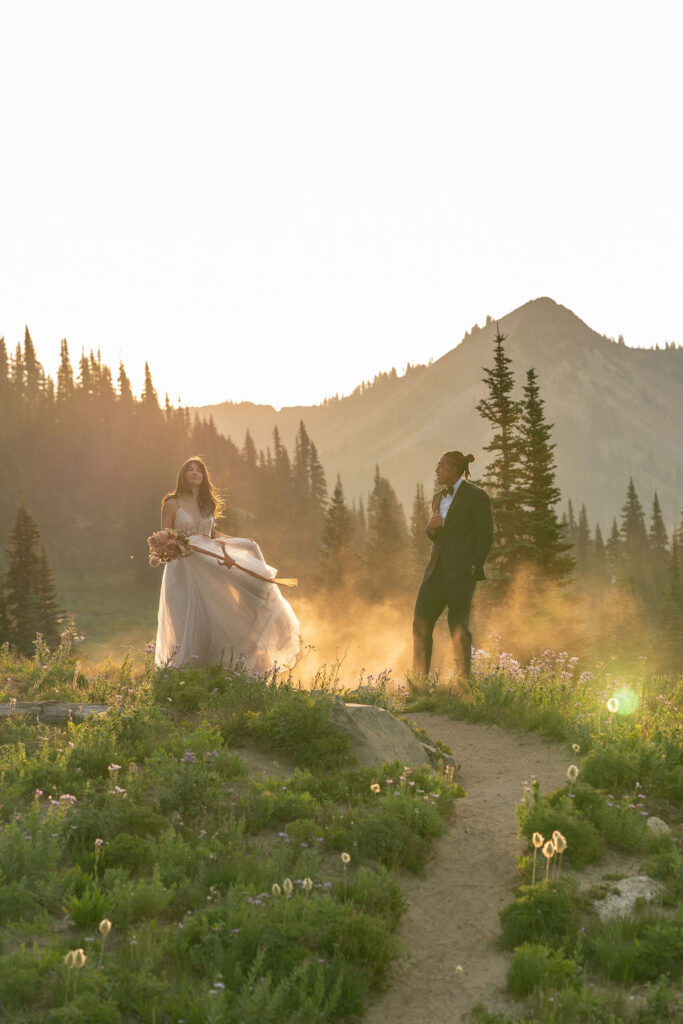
413 565 476 678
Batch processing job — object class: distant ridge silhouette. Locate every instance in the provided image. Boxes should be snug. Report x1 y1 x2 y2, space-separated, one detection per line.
197 298 683 528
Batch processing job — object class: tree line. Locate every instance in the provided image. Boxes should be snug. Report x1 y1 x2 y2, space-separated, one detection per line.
1 327 681 670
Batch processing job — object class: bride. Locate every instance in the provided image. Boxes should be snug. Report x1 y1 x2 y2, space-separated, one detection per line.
154 457 301 672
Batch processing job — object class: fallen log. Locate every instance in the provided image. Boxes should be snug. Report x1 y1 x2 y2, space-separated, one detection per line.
0 701 110 724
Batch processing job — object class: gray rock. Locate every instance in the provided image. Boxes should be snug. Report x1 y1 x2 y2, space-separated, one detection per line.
327 699 453 770
592 875 666 921
646 816 671 837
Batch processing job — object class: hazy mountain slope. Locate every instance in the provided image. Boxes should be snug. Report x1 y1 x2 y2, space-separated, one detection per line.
198 298 683 528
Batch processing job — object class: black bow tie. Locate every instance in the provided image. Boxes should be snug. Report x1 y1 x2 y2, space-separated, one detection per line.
442 485 454 496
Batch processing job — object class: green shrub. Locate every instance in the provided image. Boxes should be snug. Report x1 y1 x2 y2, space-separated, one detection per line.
506 941 577 997
247 692 353 770
586 910 683 984
517 784 604 868
499 880 580 951
64 884 114 928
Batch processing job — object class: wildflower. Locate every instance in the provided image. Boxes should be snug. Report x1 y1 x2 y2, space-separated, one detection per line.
94 838 104 848
302 877 313 892
99 919 112 936
283 878 293 897
73 948 87 968
552 831 567 853
341 852 351 864
571 743 580 754
532 832 544 848
385 778 393 785
181 750 196 764
107 763 121 773
542 840 555 881
272 883 281 897
566 764 579 782
607 697 619 713
33 789 43 798
64 950 75 968
370 783 380 793
213 981 226 990
455 964 463 974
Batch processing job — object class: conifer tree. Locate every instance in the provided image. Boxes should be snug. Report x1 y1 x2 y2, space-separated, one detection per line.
516 367 573 580
3 500 42 655
648 492 669 578
34 545 62 643
593 522 606 575
293 421 311 503
117 361 134 404
620 478 648 591
410 482 431 578
606 518 621 580
141 362 160 412
575 504 591 574
366 467 407 594
242 430 257 467
477 328 524 579
319 476 354 587
0 337 10 397
57 339 75 401
308 442 328 508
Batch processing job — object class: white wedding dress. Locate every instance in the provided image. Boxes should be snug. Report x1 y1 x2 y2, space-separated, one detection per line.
155 507 301 673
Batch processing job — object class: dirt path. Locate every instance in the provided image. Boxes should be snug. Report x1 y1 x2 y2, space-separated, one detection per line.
365 713 577 1024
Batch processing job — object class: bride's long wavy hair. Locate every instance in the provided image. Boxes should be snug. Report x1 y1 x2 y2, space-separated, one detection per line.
162 457 223 517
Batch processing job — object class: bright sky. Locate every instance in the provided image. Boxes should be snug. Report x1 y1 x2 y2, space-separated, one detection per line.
1 1 681 408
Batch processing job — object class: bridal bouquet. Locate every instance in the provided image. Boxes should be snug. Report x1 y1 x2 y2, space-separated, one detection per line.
147 528 190 567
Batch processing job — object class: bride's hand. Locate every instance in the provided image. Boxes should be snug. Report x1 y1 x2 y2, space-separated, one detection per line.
220 543 236 570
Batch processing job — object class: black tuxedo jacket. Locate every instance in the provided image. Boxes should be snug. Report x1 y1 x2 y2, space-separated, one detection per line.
423 480 494 583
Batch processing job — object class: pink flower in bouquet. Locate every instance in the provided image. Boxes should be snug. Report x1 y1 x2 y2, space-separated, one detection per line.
147 528 190 565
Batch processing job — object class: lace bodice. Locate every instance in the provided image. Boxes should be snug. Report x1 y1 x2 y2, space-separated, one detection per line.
174 505 214 537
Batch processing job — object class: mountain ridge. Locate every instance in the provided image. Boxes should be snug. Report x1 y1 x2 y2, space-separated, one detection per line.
197 298 683 529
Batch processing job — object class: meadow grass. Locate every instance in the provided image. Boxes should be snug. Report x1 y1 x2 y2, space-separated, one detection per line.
0 638 462 1023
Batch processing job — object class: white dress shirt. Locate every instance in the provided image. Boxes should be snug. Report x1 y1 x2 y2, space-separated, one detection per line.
439 475 464 520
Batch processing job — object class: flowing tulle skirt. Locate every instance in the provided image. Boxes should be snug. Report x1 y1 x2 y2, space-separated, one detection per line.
155 536 301 673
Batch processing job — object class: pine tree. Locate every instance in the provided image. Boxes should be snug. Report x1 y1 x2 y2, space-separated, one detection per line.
366 467 407 595
575 504 591 574
516 367 573 580
308 442 328 508
34 545 62 643
606 518 621 580
593 522 606 574
23 326 44 401
117 361 134 404
57 339 75 401
242 430 257 467
3 500 42 655
648 492 669 579
620 478 648 592
410 482 431 578
0 337 9 398
141 362 160 412
293 421 311 503
319 476 354 587
477 328 524 579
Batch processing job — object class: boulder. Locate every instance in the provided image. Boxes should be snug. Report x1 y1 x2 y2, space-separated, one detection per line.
646 816 671 838
592 875 666 921
327 698 455 771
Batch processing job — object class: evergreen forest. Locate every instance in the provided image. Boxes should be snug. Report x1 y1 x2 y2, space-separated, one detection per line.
0 328 681 673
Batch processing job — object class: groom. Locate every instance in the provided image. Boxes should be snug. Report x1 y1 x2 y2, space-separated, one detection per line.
413 450 493 679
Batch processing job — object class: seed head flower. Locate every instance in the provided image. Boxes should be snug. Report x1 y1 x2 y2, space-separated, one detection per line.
607 697 619 713
302 877 313 892
283 878 293 897
552 831 567 853
542 840 555 860
566 764 580 782
99 918 112 936
571 743 580 754
370 783 380 793
64 950 75 969
341 852 351 864
73 948 87 969
532 832 544 849
271 883 281 896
